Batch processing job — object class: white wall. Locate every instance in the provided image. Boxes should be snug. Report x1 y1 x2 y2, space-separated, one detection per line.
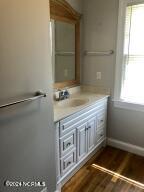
82 0 117 91
82 0 144 148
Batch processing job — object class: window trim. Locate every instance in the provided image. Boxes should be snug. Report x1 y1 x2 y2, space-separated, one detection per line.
114 100 144 112
114 0 144 111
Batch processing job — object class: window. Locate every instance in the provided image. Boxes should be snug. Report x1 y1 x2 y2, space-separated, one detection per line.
115 0 144 110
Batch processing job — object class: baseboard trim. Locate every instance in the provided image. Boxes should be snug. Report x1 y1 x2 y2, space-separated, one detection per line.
107 138 144 157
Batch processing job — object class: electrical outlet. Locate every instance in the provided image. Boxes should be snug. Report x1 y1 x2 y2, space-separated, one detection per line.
96 72 101 80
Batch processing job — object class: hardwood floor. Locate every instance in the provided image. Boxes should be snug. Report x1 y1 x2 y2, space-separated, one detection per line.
62 146 144 192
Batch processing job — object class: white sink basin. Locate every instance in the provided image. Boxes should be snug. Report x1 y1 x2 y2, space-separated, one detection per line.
57 98 89 108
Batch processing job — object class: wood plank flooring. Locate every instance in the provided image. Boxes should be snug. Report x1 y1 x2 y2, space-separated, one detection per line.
62 146 144 192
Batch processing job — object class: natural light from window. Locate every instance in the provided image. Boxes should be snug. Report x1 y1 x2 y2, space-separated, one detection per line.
121 3 144 104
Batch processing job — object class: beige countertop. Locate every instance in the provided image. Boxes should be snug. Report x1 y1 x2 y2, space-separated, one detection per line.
54 91 109 122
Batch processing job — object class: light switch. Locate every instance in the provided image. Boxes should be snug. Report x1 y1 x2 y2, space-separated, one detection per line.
96 72 101 80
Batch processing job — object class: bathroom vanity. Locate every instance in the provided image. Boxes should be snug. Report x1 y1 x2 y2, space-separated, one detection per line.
54 90 109 189
50 1 109 190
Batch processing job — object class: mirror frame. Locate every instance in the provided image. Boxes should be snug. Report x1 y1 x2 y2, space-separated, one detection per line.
50 0 81 89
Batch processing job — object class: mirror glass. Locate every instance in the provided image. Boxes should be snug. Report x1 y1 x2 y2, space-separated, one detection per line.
51 20 75 83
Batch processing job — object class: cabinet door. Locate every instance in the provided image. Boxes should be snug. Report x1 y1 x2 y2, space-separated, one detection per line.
77 122 87 161
87 116 97 152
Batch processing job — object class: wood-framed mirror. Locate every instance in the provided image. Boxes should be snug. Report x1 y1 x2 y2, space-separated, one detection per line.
50 0 81 89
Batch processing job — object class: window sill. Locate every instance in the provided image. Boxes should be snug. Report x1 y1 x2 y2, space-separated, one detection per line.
113 100 144 112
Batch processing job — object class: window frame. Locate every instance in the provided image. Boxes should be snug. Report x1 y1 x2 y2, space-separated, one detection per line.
114 0 144 111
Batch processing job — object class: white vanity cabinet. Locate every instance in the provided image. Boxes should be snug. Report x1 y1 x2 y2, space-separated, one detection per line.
55 97 108 186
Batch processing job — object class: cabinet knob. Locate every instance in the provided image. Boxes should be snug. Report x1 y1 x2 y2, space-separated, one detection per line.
85 127 88 131
67 162 71 167
66 143 71 148
85 126 91 131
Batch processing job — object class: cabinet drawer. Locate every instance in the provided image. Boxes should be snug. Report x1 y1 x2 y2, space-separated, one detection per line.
60 130 76 157
97 129 105 143
60 149 76 176
97 111 106 129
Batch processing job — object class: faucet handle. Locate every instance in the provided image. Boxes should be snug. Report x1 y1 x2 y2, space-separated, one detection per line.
54 89 62 101
54 88 70 101
64 89 70 98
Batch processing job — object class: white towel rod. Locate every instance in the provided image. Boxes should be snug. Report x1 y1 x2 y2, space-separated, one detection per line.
55 51 75 56
84 50 114 56
0 91 47 109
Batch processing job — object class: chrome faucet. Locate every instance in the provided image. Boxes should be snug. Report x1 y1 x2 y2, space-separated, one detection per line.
55 89 70 101
64 89 70 99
